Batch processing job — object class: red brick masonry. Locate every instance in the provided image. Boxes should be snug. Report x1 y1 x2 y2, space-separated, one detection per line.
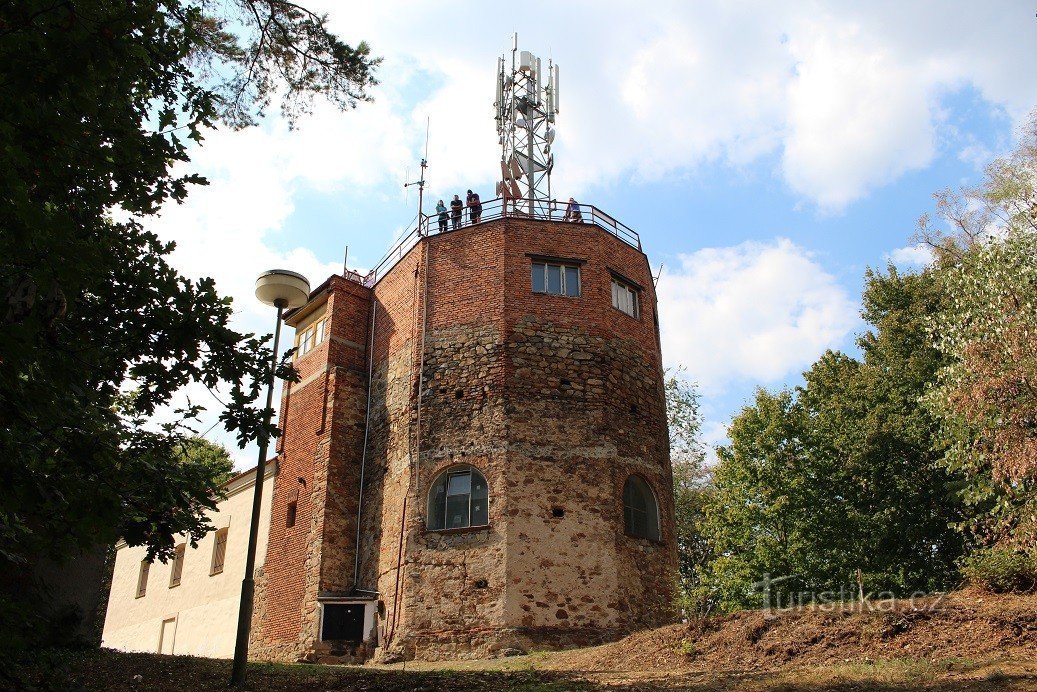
251 218 677 662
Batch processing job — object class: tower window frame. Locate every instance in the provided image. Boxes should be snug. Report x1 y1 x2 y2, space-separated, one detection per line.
531 260 581 297
611 275 640 318
295 315 327 359
426 466 489 532
623 475 661 542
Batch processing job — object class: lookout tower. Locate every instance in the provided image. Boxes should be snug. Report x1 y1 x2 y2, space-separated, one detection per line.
249 39 676 664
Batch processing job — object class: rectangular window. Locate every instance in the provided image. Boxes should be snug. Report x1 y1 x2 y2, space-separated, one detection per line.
136 560 150 598
286 500 297 528
295 316 327 359
611 278 639 317
531 261 580 297
169 544 185 588
210 527 228 575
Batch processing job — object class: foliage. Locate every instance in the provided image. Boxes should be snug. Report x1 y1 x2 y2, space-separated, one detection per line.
919 115 1037 546
960 548 1037 594
698 268 968 612
664 373 713 615
0 0 377 628
176 436 235 487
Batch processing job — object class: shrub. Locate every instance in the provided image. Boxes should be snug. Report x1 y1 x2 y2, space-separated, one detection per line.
960 548 1037 593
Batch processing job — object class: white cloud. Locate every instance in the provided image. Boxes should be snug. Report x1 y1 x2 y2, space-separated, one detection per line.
657 239 859 393
887 243 935 268
781 18 938 209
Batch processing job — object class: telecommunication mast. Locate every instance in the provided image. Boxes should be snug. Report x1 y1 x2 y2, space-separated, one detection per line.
495 34 559 216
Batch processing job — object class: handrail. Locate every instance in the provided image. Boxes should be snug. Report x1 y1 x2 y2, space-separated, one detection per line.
352 197 642 288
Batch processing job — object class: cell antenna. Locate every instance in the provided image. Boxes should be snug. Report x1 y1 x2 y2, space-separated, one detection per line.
404 117 430 234
495 33 559 216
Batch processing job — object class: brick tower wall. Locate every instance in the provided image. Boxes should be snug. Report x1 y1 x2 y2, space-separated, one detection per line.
361 225 512 657
251 277 372 662
499 221 676 643
253 216 675 663
367 218 676 660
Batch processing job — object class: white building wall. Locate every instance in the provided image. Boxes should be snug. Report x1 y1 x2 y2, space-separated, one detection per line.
102 463 276 658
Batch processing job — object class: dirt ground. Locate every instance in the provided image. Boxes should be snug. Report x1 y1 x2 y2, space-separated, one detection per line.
537 589 1037 676
11 590 1037 690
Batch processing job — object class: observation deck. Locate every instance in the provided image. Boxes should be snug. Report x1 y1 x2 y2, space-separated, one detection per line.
341 198 641 288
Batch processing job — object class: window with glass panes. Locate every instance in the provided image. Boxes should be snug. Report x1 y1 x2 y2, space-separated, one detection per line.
623 476 660 541
295 315 327 358
611 278 639 317
427 467 489 530
531 261 580 297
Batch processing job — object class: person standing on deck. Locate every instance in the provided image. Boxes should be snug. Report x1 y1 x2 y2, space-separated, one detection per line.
450 194 463 229
436 199 448 232
467 189 482 223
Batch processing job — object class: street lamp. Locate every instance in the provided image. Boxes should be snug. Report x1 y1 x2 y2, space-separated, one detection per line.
231 269 310 686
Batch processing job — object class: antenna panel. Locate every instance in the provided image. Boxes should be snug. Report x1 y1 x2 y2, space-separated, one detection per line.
496 38 560 213
519 51 534 72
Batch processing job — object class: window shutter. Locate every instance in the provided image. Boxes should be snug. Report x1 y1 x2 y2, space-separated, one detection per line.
136 561 150 598
211 528 228 575
169 544 185 587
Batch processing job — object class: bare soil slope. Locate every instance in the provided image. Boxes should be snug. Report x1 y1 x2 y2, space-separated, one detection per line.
547 590 1037 675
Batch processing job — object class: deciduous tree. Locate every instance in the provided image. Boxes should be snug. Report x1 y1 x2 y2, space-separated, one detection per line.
699 268 967 611
665 373 712 614
920 113 1037 545
0 0 378 641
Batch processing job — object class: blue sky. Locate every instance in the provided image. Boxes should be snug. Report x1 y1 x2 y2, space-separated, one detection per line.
148 1 1037 466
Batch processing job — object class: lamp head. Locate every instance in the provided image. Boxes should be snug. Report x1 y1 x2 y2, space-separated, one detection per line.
255 270 310 309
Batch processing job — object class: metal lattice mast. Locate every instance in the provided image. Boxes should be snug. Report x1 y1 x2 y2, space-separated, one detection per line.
495 34 559 216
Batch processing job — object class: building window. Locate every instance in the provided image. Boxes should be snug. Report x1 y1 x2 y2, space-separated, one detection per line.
295 315 327 359
169 544 185 588
136 560 150 598
210 527 228 575
427 466 489 531
286 500 297 528
612 278 639 317
531 261 580 297
623 476 660 541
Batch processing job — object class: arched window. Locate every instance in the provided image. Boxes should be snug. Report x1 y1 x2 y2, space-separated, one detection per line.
427 466 489 531
623 475 660 541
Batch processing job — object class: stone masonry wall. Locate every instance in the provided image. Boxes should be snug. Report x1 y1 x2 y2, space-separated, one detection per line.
370 218 675 659
500 219 676 638
255 215 675 663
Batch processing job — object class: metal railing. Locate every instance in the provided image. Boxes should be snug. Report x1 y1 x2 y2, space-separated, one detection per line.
351 197 642 288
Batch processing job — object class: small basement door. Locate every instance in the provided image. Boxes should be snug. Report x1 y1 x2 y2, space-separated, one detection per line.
321 603 365 642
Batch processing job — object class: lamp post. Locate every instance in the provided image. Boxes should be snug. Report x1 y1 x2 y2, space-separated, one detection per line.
231 269 310 686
